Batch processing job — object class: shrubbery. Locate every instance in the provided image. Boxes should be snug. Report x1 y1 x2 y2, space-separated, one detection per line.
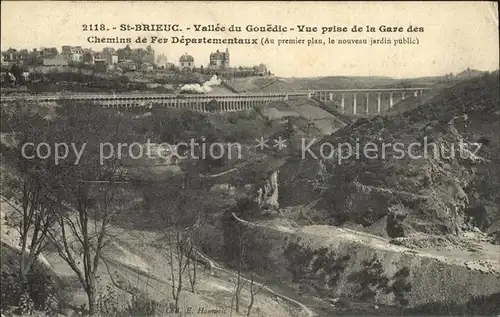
1 246 60 316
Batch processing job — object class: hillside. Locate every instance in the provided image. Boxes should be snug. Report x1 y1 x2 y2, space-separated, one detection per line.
279 71 500 239
0 102 320 317
455 68 488 80
1 72 498 317
225 75 447 95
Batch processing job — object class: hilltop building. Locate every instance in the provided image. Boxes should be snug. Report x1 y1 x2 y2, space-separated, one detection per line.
43 55 69 67
38 47 59 59
140 62 154 72
144 45 155 64
118 60 136 71
157 54 168 69
101 47 118 65
179 53 194 71
209 48 229 69
61 46 84 63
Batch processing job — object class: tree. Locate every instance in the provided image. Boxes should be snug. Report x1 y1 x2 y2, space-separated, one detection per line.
82 51 94 64
46 103 133 315
166 229 189 312
142 171 209 311
231 223 246 314
1 111 65 310
246 270 266 317
9 64 24 85
228 217 274 316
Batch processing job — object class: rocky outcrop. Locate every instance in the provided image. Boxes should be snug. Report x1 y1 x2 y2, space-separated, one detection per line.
278 73 500 238
254 171 279 210
218 222 500 310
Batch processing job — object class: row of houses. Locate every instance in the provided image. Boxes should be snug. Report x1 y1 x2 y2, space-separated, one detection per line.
1 45 156 70
178 48 269 76
178 48 230 71
2 46 270 77
1 47 58 65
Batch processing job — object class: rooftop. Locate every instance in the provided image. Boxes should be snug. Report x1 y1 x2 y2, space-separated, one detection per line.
179 53 194 62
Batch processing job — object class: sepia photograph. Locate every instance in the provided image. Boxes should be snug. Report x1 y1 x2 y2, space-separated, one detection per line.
0 1 499 316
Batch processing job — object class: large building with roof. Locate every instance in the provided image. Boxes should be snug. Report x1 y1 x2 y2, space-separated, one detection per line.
61 46 84 63
179 53 194 71
209 48 230 69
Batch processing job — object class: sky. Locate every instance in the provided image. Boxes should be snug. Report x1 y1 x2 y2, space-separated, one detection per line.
1 1 498 78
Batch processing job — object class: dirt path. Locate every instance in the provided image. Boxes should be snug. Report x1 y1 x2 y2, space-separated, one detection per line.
230 213 315 316
215 267 315 317
104 242 315 317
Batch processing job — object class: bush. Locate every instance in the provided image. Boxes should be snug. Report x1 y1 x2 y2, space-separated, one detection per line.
0 256 59 315
96 287 161 317
126 294 160 316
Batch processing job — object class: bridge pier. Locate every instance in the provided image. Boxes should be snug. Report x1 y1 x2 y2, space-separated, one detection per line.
377 92 381 113
341 93 345 113
329 92 333 101
365 92 369 115
390 92 394 108
353 93 357 115
402 91 406 100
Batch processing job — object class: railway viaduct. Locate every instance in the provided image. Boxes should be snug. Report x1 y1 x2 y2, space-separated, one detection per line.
311 88 428 115
1 88 429 115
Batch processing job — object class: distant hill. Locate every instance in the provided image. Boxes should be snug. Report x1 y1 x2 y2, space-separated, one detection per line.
226 75 448 93
284 76 399 90
455 68 488 80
